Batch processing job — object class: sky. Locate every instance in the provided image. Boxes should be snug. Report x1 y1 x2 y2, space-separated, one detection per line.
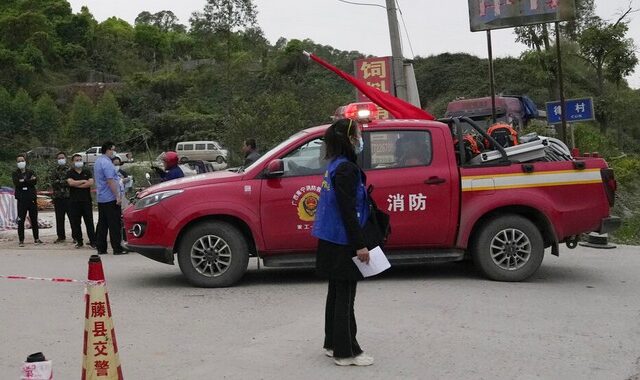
67 0 640 89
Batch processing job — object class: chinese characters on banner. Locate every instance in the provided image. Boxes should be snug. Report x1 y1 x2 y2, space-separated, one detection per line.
82 283 123 380
354 57 393 119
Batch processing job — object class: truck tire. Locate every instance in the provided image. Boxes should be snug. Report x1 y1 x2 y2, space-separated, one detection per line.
177 221 249 287
472 215 544 282
215 156 225 164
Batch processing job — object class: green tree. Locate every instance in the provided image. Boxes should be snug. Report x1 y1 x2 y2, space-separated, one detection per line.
11 88 34 134
577 11 638 134
65 92 94 147
94 90 125 142
0 86 12 145
33 93 62 144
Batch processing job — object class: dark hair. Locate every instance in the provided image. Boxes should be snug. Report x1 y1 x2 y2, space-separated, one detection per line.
323 118 358 162
16 153 26 160
72 154 82 160
56 151 66 158
245 138 256 150
101 141 115 154
112 156 122 164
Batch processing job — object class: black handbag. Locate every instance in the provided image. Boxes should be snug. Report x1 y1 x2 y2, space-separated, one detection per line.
363 185 391 249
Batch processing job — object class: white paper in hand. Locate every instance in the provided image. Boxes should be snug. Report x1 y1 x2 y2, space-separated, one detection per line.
352 246 391 277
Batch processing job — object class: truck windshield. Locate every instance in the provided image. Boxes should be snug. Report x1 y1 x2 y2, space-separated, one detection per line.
242 130 310 171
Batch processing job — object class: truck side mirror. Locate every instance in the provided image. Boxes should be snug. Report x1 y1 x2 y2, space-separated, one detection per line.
265 159 284 177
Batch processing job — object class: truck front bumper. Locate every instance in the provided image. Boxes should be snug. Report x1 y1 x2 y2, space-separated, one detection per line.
598 216 621 234
124 243 174 265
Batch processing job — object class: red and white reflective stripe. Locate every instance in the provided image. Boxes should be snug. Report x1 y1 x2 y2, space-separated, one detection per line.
0 275 104 285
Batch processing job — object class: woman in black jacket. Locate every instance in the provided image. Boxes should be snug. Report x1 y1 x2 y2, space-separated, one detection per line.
312 118 373 366
12 154 42 247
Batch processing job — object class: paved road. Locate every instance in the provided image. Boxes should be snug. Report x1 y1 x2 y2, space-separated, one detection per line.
1 242 639 379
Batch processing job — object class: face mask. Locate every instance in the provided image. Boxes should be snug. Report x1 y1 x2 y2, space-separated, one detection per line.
17 162 26 170
74 161 84 169
57 158 66 166
114 165 121 171
353 136 364 154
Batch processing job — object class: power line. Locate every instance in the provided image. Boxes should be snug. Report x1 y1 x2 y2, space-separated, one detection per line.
336 0 386 9
395 0 415 59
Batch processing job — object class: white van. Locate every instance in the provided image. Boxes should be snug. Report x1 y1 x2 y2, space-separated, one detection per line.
175 141 228 164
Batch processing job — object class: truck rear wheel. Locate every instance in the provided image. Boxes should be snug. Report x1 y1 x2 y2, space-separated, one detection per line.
472 215 544 282
177 221 249 287
215 156 225 164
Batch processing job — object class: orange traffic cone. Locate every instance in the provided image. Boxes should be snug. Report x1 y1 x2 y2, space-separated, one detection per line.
81 255 123 380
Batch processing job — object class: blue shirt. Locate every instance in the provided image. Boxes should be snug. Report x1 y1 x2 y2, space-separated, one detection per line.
94 155 119 203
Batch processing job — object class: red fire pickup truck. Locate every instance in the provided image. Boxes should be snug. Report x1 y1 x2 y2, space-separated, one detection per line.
122 108 619 287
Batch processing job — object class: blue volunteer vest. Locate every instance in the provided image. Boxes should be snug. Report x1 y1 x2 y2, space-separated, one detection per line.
312 156 369 245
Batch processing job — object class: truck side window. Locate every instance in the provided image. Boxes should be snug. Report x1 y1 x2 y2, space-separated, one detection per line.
195 143 206 150
281 138 327 177
207 144 215 150
366 131 432 169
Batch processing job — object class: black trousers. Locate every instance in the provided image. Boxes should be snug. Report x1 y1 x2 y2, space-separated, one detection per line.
69 200 96 245
96 201 122 253
53 197 70 240
17 199 39 242
324 280 363 358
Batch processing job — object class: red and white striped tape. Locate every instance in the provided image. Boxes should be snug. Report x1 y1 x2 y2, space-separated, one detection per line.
0 275 103 285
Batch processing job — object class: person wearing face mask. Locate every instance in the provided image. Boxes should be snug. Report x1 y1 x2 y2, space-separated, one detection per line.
67 154 96 249
111 156 131 209
312 118 374 367
49 151 71 243
12 154 43 247
93 141 125 255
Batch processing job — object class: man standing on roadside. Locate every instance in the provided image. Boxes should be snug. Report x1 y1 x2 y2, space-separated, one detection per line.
12 154 43 247
49 151 71 243
67 154 96 249
93 141 126 255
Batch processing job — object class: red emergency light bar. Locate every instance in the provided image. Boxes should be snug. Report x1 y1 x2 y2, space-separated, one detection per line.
334 102 379 123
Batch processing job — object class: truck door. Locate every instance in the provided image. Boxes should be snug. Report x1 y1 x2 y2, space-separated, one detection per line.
260 137 326 252
363 128 455 247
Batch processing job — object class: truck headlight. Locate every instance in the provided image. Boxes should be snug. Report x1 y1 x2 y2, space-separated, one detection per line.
135 190 183 210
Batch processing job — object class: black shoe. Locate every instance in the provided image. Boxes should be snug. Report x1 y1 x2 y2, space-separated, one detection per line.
89 243 97 249
113 251 128 255
75 242 84 249
53 238 66 244
97 251 107 255
34 239 43 244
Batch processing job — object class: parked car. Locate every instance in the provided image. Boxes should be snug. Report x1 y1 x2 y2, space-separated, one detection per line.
73 146 133 165
26 147 59 160
176 141 228 164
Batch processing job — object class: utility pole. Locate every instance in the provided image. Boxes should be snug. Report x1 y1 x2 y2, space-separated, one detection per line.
385 0 408 101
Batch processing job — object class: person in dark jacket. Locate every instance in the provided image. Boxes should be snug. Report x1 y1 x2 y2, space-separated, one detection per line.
311 118 373 366
242 138 261 166
154 151 184 182
67 154 96 249
49 151 71 243
12 154 43 247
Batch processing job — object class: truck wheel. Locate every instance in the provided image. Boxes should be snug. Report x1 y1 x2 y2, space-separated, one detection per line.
215 156 225 164
472 215 544 282
177 221 249 287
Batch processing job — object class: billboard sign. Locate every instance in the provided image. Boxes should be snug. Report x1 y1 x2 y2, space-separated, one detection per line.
545 97 595 124
354 56 393 119
468 0 576 32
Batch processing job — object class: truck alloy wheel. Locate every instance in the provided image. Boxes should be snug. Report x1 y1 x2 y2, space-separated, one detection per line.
472 215 544 282
215 156 225 164
178 221 249 287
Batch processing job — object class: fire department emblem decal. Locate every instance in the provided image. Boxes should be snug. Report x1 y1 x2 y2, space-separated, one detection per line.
291 185 321 222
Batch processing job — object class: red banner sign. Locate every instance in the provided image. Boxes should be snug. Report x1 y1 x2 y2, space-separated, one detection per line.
354 57 393 119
